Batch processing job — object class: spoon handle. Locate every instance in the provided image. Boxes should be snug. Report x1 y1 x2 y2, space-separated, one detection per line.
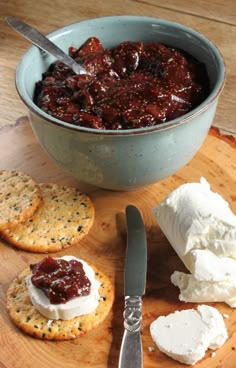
5 16 87 75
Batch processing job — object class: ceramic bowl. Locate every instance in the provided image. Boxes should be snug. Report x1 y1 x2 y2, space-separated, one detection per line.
16 16 225 191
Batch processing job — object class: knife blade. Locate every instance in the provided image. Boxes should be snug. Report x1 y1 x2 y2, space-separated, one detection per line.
118 205 147 368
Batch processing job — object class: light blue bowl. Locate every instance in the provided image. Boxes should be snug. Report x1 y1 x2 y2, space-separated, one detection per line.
16 16 225 191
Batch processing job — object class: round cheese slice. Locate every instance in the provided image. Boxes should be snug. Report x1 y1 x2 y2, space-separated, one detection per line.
150 305 228 365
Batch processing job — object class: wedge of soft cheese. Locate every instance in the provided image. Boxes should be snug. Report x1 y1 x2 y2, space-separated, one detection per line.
190 249 236 282
174 249 236 306
153 177 236 270
171 271 236 303
26 256 100 320
150 305 228 365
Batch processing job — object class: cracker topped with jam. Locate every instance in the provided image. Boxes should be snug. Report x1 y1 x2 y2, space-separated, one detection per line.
6 256 114 340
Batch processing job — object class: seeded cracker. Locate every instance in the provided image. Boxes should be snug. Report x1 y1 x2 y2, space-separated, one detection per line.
0 170 41 231
1 183 95 252
6 264 114 340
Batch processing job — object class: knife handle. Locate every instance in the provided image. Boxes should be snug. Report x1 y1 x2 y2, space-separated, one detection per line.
118 296 143 368
123 296 142 332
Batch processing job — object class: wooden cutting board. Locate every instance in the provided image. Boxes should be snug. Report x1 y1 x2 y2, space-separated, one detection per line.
0 117 236 368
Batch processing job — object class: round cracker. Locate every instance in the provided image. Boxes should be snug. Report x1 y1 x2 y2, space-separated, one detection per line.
6 263 114 340
1 183 95 253
0 169 41 231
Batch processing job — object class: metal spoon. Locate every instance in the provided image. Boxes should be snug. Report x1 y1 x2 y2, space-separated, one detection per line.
5 16 87 75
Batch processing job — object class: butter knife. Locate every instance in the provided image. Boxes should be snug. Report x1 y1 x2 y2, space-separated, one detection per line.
118 205 147 368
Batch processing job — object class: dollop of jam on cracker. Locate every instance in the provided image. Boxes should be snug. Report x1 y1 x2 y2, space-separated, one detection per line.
30 257 91 304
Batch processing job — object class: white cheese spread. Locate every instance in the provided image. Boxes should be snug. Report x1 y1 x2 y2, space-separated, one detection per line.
150 305 228 365
153 177 236 270
153 177 236 306
26 255 100 320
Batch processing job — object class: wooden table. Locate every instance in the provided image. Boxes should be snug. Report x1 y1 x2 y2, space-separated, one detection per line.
0 2 236 368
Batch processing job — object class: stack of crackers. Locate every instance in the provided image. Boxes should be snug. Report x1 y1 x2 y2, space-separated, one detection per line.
1 169 114 340
0 169 95 253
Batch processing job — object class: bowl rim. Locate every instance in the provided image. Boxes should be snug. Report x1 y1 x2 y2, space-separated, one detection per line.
16 15 226 136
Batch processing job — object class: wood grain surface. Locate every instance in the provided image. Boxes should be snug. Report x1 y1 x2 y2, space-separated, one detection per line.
0 0 236 138
0 0 236 366
0 118 235 368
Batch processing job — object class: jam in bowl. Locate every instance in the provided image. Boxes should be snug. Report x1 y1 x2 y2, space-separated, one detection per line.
34 37 209 130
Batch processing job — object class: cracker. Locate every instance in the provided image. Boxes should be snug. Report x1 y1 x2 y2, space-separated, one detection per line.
1 183 94 253
0 169 41 231
6 263 114 340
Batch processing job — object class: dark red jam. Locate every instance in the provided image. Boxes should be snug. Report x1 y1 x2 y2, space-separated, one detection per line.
34 37 209 130
30 257 91 304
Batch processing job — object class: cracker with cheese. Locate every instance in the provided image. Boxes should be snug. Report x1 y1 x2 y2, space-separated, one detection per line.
1 183 94 253
6 260 114 340
0 169 41 231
